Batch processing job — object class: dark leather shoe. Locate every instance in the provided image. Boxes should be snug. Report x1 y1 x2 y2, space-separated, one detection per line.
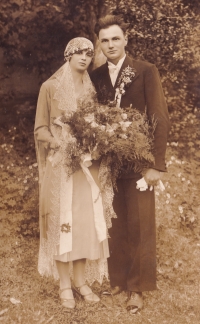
126 292 143 314
102 285 124 296
111 286 124 295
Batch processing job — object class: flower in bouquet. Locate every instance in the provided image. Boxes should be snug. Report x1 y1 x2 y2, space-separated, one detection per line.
49 116 82 177
59 98 156 189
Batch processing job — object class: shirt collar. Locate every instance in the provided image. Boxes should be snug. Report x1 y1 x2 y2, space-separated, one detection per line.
107 55 126 70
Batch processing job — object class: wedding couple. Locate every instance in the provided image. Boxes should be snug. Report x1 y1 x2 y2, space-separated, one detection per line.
34 14 170 314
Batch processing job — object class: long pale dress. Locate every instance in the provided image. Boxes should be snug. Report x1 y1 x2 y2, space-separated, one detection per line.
34 77 109 283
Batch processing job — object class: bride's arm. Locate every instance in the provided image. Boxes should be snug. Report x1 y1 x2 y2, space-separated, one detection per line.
34 83 58 149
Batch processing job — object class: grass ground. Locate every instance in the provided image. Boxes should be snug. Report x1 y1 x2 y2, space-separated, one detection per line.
0 101 200 323
0 235 200 324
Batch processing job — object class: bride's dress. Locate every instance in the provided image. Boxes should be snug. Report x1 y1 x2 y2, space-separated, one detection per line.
34 62 114 284
40 148 109 282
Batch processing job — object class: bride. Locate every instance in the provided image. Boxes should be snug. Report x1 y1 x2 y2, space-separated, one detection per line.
34 37 112 309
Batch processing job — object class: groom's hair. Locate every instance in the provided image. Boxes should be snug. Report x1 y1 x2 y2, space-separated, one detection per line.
94 14 129 36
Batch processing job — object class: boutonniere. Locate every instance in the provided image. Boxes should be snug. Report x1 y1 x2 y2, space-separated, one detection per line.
115 66 137 107
116 66 136 95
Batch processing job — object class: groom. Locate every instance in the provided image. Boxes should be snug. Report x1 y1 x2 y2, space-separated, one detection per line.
90 15 170 313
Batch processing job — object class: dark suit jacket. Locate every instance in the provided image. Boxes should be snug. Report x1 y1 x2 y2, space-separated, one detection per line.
90 56 170 173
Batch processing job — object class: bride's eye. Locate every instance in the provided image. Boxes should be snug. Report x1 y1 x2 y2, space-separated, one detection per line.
75 49 83 55
86 50 94 57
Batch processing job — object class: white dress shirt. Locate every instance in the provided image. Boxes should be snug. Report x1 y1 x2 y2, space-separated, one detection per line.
107 55 126 87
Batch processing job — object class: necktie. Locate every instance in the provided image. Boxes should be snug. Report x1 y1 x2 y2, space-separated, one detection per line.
108 62 119 86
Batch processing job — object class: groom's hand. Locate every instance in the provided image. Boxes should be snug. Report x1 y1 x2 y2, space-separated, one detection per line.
144 168 162 186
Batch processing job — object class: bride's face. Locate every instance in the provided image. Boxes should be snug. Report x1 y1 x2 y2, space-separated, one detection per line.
69 49 93 72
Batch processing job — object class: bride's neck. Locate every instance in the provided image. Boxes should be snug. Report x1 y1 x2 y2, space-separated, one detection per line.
70 69 84 90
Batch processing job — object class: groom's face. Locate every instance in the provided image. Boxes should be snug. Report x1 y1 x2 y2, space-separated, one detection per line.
99 25 127 65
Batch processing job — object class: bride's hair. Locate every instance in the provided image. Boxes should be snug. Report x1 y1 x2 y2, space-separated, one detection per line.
94 14 129 36
64 37 94 61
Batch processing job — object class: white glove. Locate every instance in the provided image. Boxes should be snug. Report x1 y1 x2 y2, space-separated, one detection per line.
136 177 165 191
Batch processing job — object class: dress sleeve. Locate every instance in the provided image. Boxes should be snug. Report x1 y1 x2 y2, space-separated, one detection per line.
34 83 54 147
34 83 54 185
144 64 170 172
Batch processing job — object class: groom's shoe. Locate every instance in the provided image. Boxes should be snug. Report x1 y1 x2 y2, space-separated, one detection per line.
111 286 124 295
126 291 143 314
102 285 124 296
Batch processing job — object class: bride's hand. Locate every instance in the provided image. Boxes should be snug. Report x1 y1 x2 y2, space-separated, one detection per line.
91 149 101 160
49 138 60 150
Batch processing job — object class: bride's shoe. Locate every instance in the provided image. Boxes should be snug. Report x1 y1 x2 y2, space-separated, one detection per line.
72 283 100 303
59 288 75 309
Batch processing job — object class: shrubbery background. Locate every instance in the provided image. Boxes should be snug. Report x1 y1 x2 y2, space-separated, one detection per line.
0 0 199 111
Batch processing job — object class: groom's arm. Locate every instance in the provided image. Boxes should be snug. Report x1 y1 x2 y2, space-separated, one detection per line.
144 64 170 172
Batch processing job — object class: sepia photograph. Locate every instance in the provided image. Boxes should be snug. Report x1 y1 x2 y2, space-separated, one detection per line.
0 0 199 323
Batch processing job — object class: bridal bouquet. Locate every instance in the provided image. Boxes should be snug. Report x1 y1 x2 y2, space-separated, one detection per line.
51 98 156 187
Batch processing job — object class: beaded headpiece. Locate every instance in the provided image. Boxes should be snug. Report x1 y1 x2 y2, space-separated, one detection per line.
64 37 94 61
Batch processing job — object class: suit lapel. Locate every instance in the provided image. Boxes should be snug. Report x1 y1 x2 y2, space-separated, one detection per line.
114 56 139 89
96 56 139 102
100 62 113 89
97 63 115 100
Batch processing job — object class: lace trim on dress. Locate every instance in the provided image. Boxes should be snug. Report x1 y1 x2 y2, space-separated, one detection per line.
38 164 61 279
51 61 96 115
84 258 108 285
53 62 77 114
99 156 117 232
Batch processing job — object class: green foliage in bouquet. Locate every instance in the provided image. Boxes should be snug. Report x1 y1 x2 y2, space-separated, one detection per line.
56 98 156 187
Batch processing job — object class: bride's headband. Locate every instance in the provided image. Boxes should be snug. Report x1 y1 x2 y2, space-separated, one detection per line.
64 37 94 61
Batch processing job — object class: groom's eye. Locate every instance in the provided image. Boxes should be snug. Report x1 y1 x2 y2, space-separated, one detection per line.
101 39 108 43
113 37 120 41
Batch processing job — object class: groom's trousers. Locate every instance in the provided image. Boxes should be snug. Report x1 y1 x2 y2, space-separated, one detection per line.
108 176 157 292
